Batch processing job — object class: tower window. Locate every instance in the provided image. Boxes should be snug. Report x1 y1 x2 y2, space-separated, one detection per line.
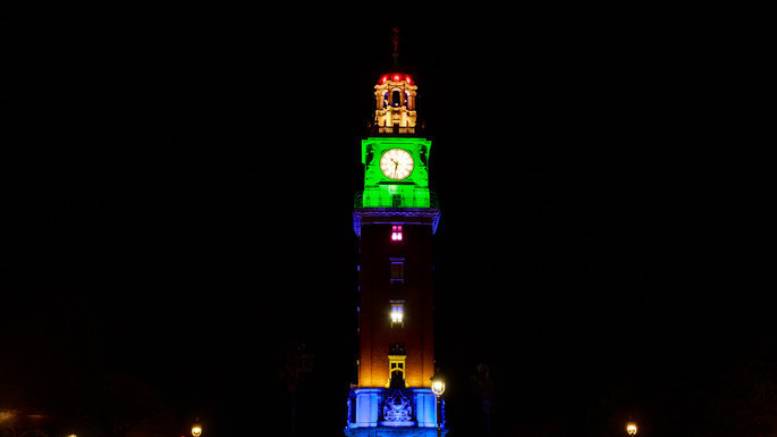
390 258 405 284
391 225 403 242
390 301 405 326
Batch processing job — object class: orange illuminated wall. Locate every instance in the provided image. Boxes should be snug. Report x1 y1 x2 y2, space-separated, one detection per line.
356 219 436 388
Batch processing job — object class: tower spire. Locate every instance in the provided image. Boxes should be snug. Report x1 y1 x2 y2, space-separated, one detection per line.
392 27 400 67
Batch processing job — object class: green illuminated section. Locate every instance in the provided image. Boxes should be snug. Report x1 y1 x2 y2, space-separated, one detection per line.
358 137 433 209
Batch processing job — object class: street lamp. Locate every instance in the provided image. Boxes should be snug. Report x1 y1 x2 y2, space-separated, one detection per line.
431 379 446 397
191 422 203 437
431 377 446 437
0 411 16 424
626 421 638 435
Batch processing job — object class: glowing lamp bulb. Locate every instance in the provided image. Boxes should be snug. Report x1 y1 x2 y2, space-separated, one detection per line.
191 424 203 437
406 75 412 83
393 74 401 81
431 379 446 397
381 75 388 83
0 411 16 423
626 422 638 435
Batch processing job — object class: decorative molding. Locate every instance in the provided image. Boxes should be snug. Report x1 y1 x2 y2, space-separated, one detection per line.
353 209 440 237
381 389 414 426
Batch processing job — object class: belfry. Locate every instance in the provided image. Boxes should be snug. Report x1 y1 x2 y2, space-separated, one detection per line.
345 30 446 437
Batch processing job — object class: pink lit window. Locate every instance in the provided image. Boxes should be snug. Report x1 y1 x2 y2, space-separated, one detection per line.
391 225 403 242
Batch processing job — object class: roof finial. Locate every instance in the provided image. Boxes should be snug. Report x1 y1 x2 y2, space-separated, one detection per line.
392 27 400 67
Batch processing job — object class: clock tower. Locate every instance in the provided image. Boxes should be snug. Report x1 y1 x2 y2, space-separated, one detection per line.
345 54 445 436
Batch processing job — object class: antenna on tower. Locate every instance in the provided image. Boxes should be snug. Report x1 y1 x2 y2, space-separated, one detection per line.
392 27 400 67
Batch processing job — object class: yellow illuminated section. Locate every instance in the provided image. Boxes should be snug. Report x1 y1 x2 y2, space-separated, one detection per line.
387 355 407 387
374 74 417 134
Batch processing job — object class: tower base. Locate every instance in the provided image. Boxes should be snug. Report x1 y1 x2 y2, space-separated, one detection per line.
345 388 446 437
345 428 446 437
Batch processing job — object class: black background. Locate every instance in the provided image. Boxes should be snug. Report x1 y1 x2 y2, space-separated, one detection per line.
2 7 769 437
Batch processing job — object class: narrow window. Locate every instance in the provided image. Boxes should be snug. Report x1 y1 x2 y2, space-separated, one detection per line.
390 258 405 284
391 225 403 242
390 301 405 326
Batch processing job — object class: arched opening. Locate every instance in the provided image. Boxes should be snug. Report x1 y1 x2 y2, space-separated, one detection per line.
391 90 401 107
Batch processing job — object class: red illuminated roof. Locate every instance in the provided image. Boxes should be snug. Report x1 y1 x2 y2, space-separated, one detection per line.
379 73 414 85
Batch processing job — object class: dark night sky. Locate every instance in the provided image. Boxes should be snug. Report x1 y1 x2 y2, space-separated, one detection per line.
2 7 769 437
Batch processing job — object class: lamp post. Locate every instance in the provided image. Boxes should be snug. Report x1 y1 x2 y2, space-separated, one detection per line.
626 421 638 436
191 421 203 437
431 377 446 437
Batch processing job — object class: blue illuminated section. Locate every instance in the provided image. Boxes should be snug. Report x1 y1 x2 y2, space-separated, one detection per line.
345 388 446 437
352 209 440 237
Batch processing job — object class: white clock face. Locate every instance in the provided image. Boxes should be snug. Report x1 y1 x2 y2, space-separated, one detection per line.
380 148 414 180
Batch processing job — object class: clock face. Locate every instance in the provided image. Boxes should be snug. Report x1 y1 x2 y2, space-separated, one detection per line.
380 148 414 180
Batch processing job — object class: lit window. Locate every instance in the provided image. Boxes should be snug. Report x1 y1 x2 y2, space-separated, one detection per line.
390 301 405 325
391 225 403 242
390 258 405 284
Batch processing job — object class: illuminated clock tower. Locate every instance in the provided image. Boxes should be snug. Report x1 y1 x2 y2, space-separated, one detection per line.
345 35 445 437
